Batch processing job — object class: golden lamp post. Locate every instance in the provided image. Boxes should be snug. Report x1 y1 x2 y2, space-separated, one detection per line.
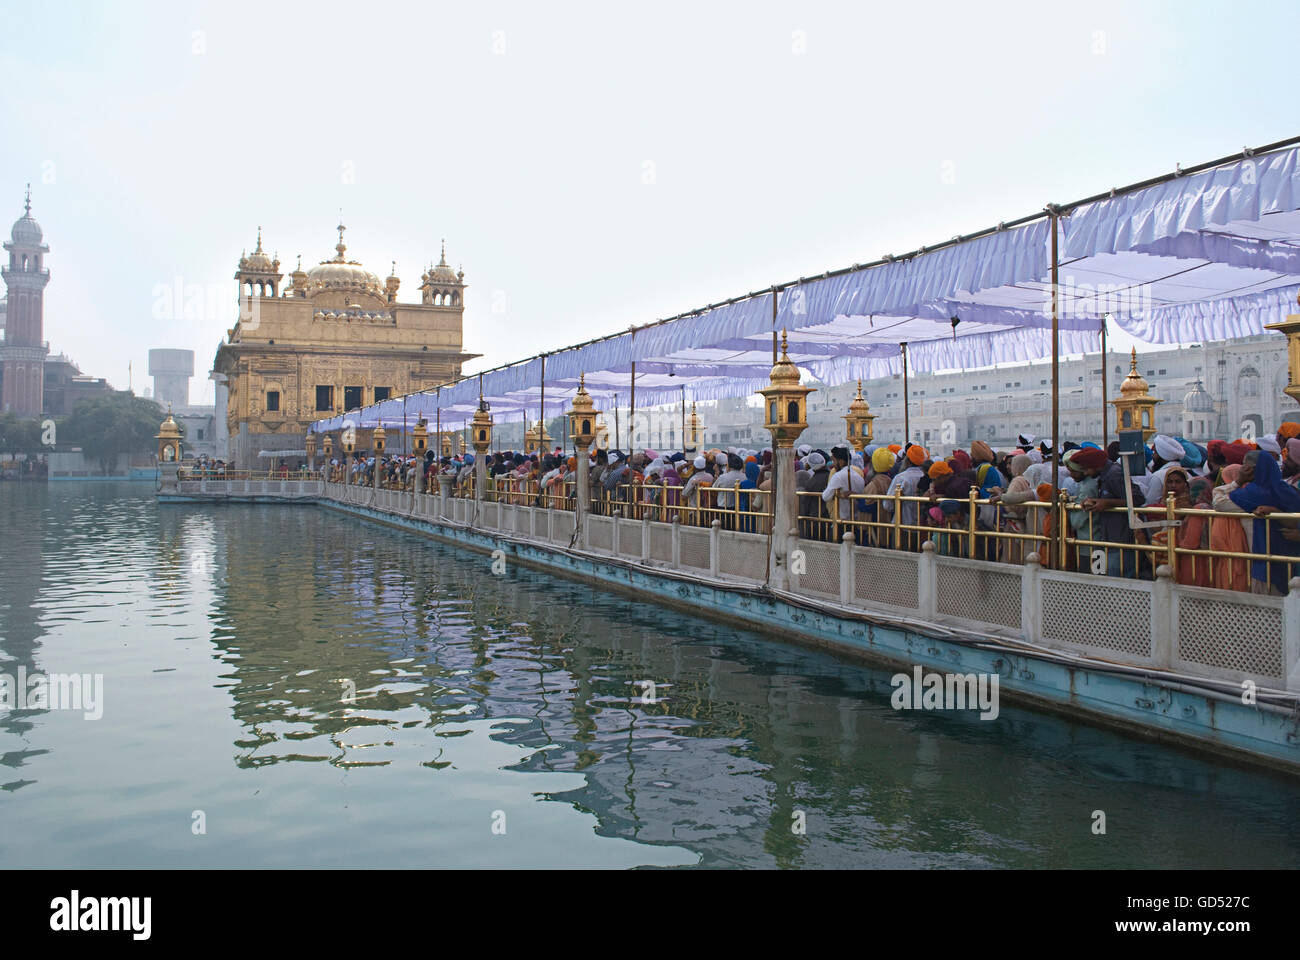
842 380 875 452
372 425 386 491
685 401 703 454
155 409 182 464
524 420 553 455
412 419 428 497
155 408 183 493
471 394 493 501
1109 347 1161 442
1265 292 1300 407
567 373 601 528
756 330 814 590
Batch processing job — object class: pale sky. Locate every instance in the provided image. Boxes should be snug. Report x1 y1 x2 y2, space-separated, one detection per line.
2 0 1296 405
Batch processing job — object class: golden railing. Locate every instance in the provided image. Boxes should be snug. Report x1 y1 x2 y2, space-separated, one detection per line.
825 488 1300 592
176 467 313 481
586 481 773 533
435 470 1300 593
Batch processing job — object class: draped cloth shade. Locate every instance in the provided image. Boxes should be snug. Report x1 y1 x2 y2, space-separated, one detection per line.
313 141 1300 432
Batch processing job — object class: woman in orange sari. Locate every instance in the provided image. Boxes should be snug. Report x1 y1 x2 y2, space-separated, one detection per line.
1034 482 1056 568
1150 467 1211 587
1209 464 1251 591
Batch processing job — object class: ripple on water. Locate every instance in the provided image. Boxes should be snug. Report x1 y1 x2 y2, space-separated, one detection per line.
0 483 1298 869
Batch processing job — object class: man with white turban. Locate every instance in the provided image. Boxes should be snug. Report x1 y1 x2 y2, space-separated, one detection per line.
684 454 713 508
1141 434 1187 505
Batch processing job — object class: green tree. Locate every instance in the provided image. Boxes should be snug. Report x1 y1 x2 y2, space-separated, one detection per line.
0 412 43 456
62 393 165 475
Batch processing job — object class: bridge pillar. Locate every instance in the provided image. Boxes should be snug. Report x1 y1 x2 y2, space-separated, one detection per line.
1285 578 1300 692
769 445 797 590
574 452 591 536
1151 564 1175 669
438 474 452 519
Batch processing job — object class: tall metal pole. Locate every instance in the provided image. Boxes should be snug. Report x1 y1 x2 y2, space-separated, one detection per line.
1100 310 1109 450
901 342 910 443
680 385 686 451
773 287 780 362
629 360 636 452
1050 208 1061 506
539 354 546 453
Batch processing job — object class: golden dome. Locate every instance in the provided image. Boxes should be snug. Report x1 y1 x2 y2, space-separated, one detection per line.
1118 347 1152 397
427 241 460 284
242 227 276 272
156 410 181 440
306 260 383 295
306 222 384 296
768 329 802 386
847 380 870 415
571 372 595 413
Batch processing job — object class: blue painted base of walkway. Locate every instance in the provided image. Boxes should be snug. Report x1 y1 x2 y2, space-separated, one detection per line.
157 495 319 504
322 498 1300 778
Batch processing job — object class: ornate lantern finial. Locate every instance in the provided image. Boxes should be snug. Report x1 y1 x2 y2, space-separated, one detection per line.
757 329 815 448
1109 346 1162 441
843 378 875 450
568 371 601 452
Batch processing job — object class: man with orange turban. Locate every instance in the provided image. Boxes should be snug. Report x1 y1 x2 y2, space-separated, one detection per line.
883 444 929 547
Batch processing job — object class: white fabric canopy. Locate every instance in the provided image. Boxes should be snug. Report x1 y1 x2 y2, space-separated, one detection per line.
313 140 1300 433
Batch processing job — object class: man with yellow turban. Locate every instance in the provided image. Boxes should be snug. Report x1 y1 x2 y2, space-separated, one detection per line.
871 447 896 474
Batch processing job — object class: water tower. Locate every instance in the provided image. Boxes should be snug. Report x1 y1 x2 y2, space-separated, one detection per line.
148 348 194 410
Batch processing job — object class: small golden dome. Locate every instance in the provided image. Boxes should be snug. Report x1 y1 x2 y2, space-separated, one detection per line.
768 329 802 386
156 410 181 440
243 227 274 272
1119 347 1152 397
428 240 460 284
847 380 870 415
571 372 595 413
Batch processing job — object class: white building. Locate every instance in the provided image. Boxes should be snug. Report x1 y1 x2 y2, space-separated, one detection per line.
691 334 1298 450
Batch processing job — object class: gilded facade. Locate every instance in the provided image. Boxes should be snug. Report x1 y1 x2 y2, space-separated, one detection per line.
212 224 477 468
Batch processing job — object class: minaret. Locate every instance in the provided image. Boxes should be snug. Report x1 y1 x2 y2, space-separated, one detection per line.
233 226 282 298
420 239 466 307
1 185 51 416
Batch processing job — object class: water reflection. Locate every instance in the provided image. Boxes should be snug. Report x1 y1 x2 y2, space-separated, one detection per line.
2 482 1300 868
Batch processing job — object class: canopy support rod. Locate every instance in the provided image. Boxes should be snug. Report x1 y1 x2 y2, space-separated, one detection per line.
901 342 910 443
1049 207 1061 513
772 287 779 363
1100 309 1109 451
629 360 636 452
539 353 546 452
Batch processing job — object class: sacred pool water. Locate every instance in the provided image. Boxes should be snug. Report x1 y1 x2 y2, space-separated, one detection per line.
1 482 1297 869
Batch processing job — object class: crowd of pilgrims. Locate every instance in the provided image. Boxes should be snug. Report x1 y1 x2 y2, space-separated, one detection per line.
178 455 229 478
327 420 1300 595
